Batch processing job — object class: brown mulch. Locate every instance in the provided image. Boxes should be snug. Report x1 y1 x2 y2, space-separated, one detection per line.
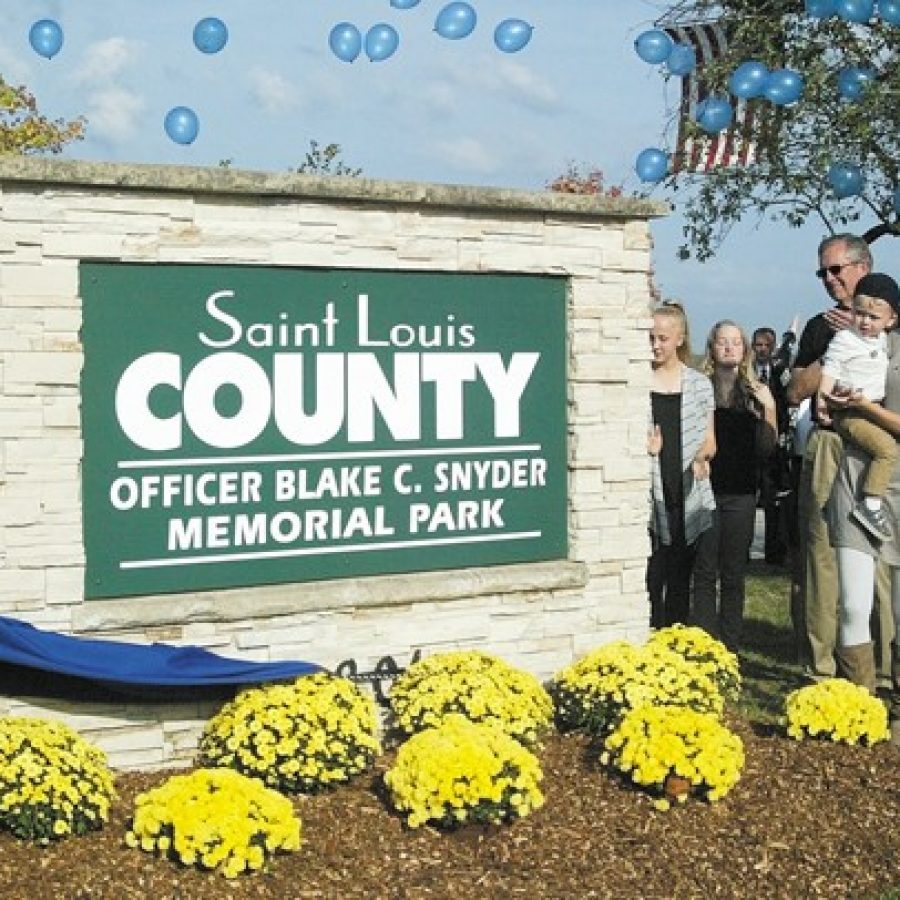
1 717 898 900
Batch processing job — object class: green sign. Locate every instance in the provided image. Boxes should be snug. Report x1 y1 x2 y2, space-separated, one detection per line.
81 263 567 599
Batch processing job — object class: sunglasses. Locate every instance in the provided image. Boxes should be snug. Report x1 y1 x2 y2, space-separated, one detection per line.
815 261 858 280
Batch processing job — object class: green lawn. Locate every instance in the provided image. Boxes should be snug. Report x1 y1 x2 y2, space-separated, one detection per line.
736 561 808 726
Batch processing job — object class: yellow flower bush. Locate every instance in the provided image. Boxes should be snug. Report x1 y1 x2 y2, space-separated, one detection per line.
199 672 381 793
389 650 553 746
125 768 301 879
0 717 115 843
384 714 544 829
601 704 745 811
784 679 890 746
552 640 724 735
645 625 742 702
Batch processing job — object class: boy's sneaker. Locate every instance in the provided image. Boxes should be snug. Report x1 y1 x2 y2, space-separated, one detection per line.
852 501 893 542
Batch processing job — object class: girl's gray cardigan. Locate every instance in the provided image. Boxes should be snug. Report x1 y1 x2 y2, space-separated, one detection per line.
649 365 716 546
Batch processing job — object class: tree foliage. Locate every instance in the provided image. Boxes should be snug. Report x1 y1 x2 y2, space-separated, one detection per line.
0 77 84 155
651 0 899 259
293 140 362 177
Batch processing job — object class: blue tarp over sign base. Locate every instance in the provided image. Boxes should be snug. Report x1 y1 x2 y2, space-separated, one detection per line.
0 616 321 688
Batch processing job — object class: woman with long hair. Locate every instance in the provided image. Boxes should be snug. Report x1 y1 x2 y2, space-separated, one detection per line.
692 320 777 649
647 302 716 629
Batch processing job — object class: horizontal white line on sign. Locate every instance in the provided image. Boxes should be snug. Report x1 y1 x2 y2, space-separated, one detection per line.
119 530 543 569
118 445 543 469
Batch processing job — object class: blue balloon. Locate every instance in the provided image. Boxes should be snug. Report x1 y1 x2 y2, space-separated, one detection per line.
635 148 669 183
329 22 362 63
390 0 421 7
728 60 769 99
634 29 673 64
837 67 875 100
435 2 477 39
763 68 805 105
696 96 734 133
836 0 875 21
894 186 900 215
666 43 696 77
805 0 837 16
365 24 399 62
494 19 533 53
164 106 199 146
193 17 228 54
28 19 63 59
828 161 865 198
878 0 900 23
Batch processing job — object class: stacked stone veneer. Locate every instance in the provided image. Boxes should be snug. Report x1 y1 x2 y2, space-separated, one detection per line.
0 158 665 769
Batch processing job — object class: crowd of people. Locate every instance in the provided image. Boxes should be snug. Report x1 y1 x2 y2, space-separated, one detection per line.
646 233 900 744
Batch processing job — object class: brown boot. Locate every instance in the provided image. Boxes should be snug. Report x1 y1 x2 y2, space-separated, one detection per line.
834 642 877 694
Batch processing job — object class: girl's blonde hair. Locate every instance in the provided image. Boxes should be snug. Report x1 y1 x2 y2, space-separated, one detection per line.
652 300 691 363
702 319 761 408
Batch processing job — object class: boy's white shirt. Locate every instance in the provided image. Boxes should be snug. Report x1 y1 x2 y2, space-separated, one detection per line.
821 328 888 401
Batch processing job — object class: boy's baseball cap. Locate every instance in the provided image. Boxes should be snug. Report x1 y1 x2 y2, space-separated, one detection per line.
854 272 900 315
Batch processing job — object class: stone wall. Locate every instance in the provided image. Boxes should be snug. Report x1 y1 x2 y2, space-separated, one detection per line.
0 158 665 768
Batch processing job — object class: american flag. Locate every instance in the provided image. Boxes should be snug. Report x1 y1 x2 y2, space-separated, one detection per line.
662 20 761 173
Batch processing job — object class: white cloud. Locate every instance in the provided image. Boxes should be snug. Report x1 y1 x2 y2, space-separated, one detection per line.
84 87 145 142
248 67 299 115
492 59 561 112
74 38 142 87
433 136 499 174
429 54 562 115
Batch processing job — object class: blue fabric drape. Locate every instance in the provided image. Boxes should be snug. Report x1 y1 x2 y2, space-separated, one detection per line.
0 616 320 687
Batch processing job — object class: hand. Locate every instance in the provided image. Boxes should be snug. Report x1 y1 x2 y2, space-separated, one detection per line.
823 386 864 410
692 456 710 481
647 424 662 456
823 306 854 333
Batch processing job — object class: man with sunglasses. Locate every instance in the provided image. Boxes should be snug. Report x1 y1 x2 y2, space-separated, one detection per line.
786 234 894 685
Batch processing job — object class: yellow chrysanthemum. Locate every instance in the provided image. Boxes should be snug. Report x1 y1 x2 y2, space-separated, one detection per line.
784 679 890 746
127 768 301 878
199 672 381 793
645 625 742 702
385 714 544 829
553 640 725 735
0 717 115 843
603 704 744 808
389 650 553 747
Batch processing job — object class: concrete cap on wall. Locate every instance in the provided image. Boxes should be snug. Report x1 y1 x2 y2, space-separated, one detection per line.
0 156 670 221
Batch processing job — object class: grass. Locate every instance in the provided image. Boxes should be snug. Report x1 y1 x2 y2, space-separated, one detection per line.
736 560 808 726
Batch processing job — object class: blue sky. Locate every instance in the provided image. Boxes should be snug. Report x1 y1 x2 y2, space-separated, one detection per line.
3 1 899 348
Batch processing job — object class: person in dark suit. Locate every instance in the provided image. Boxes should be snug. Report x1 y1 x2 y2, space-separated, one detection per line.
752 326 794 565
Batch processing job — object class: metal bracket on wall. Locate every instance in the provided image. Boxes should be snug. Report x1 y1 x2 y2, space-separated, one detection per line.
334 649 423 705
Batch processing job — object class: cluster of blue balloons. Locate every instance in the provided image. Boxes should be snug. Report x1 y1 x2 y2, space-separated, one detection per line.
329 22 399 62
633 29 696 76
679 61 805 143
806 0 900 24
164 17 230 144
27 15 222 145
329 4 533 62
28 19 64 59
730 63 804 105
